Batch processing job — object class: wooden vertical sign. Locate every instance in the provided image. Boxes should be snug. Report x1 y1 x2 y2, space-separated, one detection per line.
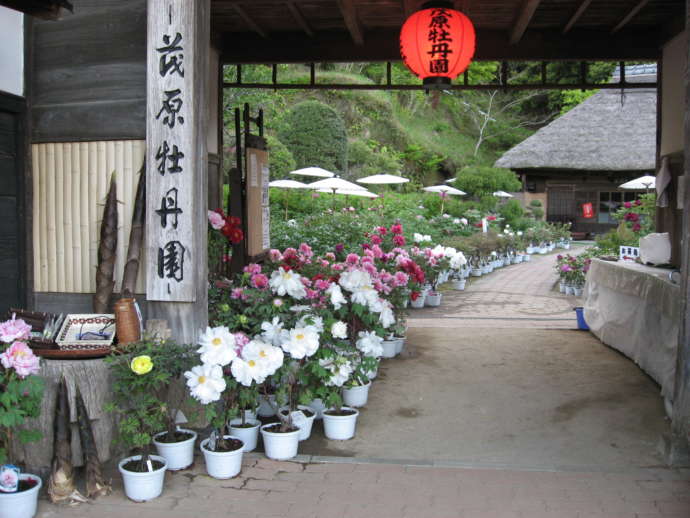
146 0 209 341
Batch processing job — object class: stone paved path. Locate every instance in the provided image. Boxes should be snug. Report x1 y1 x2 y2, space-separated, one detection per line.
409 247 584 328
38 456 690 518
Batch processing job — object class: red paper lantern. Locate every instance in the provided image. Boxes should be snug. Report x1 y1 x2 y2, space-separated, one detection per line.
399 2 476 87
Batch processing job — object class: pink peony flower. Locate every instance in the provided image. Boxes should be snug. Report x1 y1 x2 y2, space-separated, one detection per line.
371 245 384 259
320 259 330 268
0 314 32 344
376 226 387 236
234 332 250 355
305 288 320 300
390 223 403 235
392 235 406 247
370 234 382 245
632 223 642 232
332 263 345 271
230 288 246 300
207 210 225 230
325 252 336 261
560 264 572 272
243 263 262 275
268 249 283 262
314 279 331 291
363 262 377 275
346 253 360 265
635 199 643 206
299 243 314 258
251 273 269 289
1 341 40 378
624 201 632 208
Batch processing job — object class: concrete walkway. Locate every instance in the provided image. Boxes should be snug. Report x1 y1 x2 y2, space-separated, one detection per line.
37 246 690 517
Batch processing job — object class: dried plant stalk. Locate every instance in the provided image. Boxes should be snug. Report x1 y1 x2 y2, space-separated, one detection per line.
121 163 146 298
93 173 118 313
48 378 87 504
75 388 111 499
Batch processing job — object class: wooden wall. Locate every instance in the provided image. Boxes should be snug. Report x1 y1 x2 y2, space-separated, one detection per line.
30 0 147 142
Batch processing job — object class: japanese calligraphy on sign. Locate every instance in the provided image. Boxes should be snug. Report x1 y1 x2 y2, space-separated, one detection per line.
427 8 453 75
146 0 202 302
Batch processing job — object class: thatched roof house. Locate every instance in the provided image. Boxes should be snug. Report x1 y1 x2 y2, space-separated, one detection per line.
495 65 657 235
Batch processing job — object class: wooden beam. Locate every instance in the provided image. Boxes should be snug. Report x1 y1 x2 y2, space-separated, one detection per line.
220 28 663 63
562 0 594 34
0 0 72 20
286 1 313 37
402 0 419 18
337 0 364 45
232 4 268 39
611 0 651 34
510 0 542 45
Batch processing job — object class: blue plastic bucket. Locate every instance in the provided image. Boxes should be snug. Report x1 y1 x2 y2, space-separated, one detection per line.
574 307 589 331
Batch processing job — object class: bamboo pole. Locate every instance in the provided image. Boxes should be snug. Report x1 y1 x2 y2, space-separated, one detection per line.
46 143 57 292
80 142 90 292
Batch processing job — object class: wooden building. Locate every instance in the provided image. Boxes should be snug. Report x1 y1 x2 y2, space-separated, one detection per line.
495 65 657 237
1 0 690 463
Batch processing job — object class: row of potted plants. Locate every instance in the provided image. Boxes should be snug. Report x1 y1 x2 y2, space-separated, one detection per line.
555 254 591 296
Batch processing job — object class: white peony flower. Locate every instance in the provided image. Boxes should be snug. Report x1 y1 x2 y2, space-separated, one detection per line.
378 301 395 329
450 252 467 269
297 314 324 333
185 364 226 404
269 267 306 299
517 231 523 236
289 304 311 312
261 317 286 347
453 218 461 224
460 218 468 225
351 284 380 309
242 339 284 373
331 321 348 339
326 283 348 309
282 327 320 359
356 331 384 358
339 269 372 292
197 326 237 366
319 357 353 387
231 357 268 386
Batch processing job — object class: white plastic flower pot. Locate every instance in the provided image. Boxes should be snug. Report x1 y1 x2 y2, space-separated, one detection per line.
573 287 583 297
278 405 317 441
153 429 197 471
453 279 466 290
559 282 566 293
260 423 300 460
565 285 575 295
425 292 442 307
381 338 398 358
200 435 244 479
410 295 426 309
523 254 531 262
539 247 548 254
526 246 534 254
229 418 261 452
308 398 326 419
564 243 571 250
471 268 483 277
481 265 491 274
118 455 168 502
0 474 42 518
342 382 371 408
394 336 405 354
240 407 258 422
322 407 360 440
257 394 276 417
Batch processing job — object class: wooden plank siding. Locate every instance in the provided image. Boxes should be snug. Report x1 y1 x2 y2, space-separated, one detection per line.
32 140 146 294
30 0 147 142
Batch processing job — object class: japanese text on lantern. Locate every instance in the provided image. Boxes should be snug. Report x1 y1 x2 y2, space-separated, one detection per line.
427 8 453 74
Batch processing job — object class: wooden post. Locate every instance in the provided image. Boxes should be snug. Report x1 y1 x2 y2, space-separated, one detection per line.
145 0 209 343
668 0 690 465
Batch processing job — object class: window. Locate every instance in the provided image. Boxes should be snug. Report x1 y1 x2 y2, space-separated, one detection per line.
598 191 635 224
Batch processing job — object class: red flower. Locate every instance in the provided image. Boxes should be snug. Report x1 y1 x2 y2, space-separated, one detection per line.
635 199 643 206
228 227 244 244
228 216 241 227
370 234 382 245
474 222 483 228
632 223 642 232
377 226 387 236
487 215 497 221
390 223 403 235
624 201 632 209
393 235 406 247
410 291 420 301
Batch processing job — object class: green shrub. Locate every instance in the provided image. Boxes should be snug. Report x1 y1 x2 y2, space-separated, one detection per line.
267 135 296 179
453 165 521 198
277 100 348 174
499 199 524 226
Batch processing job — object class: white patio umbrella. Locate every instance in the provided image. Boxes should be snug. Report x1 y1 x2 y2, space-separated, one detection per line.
619 175 656 190
422 184 466 214
356 173 410 185
269 179 310 220
316 188 379 198
289 166 335 178
493 190 514 198
309 177 367 208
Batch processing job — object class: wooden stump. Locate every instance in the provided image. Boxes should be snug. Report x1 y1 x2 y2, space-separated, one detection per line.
11 359 117 477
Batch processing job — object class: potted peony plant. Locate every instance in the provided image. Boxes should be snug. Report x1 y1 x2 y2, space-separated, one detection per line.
0 315 44 518
105 348 170 501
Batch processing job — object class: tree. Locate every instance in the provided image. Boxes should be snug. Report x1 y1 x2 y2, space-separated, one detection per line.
452 166 521 198
277 100 348 174
266 135 296 179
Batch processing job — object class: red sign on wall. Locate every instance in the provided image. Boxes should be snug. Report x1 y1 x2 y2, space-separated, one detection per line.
582 202 594 219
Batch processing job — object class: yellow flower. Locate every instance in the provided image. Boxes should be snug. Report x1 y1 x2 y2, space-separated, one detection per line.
130 355 153 375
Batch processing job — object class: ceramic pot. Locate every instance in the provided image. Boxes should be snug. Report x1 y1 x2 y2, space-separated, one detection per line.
229 418 261 452
200 435 244 479
0 474 42 518
278 405 317 441
118 455 168 502
342 382 371 408
260 424 300 460
322 407 360 440
153 428 197 471
425 292 442 307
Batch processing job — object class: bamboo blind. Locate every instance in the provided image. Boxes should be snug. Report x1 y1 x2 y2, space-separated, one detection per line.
32 140 147 294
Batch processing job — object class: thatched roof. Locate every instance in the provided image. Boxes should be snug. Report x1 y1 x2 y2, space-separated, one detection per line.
495 69 656 172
